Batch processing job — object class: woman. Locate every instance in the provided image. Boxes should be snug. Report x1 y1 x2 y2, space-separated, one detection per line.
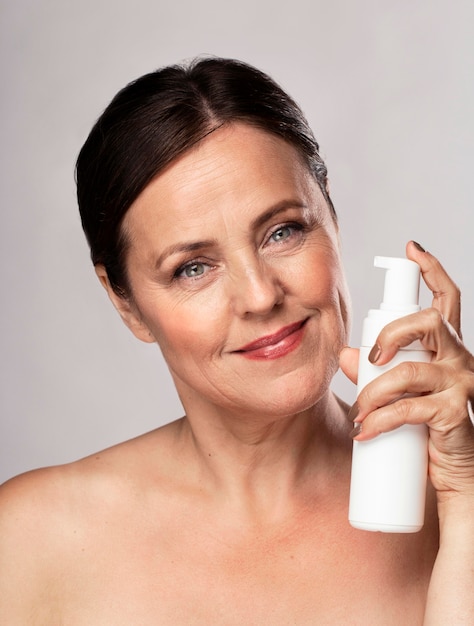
1 57 473 624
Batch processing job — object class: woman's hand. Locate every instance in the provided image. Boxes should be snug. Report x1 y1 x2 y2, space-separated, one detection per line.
341 241 474 623
340 241 474 503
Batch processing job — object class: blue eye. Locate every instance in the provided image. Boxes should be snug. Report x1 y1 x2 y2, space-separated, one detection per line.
268 223 304 246
180 262 206 278
271 226 293 242
173 260 214 281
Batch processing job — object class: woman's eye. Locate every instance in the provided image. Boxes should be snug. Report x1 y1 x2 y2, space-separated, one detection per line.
268 223 303 245
271 226 293 242
175 261 209 280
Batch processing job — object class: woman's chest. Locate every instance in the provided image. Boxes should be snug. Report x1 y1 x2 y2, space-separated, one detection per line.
58 516 434 625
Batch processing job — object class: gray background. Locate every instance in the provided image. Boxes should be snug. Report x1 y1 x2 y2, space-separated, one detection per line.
1 0 473 483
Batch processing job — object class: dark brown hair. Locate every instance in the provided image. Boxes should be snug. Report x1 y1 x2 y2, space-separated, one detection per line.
76 56 335 297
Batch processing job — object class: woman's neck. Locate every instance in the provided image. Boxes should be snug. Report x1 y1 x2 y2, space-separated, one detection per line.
176 391 352 523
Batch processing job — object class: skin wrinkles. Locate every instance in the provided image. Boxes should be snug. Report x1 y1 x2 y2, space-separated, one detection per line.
104 123 351 450
152 200 318 276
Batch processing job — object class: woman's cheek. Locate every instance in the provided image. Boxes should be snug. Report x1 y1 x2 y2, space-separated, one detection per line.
150 297 225 359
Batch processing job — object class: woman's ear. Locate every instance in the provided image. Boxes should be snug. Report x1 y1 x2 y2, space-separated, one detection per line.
94 265 155 344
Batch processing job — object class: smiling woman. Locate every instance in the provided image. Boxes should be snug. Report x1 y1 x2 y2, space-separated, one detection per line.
104 123 349 422
1 57 473 624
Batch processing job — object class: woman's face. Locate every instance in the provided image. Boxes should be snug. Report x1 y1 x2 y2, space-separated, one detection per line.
111 123 351 419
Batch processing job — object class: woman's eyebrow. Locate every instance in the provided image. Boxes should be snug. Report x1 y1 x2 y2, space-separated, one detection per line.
154 200 311 269
154 239 216 269
250 199 308 230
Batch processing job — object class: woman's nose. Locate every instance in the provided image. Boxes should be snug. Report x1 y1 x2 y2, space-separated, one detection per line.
229 259 285 318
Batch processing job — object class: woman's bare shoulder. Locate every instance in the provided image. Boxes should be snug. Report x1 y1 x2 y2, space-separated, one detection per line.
0 417 185 514
0 420 185 619
0 465 75 620
0 463 78 539
0 422 183 550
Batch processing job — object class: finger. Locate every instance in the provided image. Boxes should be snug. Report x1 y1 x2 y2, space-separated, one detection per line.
353 389 467 441
355 395 433 441
353 360 474 438
406 241 461 335
372 307 462 365
339 346 359 384
356 361 439 417
352 394 437 440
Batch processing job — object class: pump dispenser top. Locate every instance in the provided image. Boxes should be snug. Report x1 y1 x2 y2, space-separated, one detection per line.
375 256 421 313
360 257 423 348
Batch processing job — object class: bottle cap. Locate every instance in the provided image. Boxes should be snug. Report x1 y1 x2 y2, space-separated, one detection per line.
375 256 421 313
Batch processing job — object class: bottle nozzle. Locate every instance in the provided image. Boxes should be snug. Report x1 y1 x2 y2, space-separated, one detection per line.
374 256 421 312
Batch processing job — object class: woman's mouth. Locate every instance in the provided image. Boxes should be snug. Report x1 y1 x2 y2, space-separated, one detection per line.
234 319 308 360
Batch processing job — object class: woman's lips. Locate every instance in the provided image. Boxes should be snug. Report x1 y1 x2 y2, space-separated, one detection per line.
234 319 308 360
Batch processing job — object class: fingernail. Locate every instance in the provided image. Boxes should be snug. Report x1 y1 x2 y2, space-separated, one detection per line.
412 241 426 253
347 402 360 422
368 343 381 364
350 423 363 439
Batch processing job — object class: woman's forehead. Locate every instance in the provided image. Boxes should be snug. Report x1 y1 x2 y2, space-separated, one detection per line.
124 123 319 230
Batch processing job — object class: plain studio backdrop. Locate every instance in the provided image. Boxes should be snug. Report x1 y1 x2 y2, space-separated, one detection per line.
1 0 473 483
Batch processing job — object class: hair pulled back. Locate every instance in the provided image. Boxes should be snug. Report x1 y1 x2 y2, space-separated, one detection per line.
76 57 334 297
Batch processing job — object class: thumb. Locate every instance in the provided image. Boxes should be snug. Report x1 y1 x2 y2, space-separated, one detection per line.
339 346 359 385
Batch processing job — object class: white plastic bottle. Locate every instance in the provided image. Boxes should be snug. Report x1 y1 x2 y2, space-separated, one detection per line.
348 256 431 533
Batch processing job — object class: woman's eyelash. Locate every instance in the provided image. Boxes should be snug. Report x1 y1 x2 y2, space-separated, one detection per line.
173 259 212 280
266 221 305 244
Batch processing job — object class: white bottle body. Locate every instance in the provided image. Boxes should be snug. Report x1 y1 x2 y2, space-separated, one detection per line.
349 309 431 533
